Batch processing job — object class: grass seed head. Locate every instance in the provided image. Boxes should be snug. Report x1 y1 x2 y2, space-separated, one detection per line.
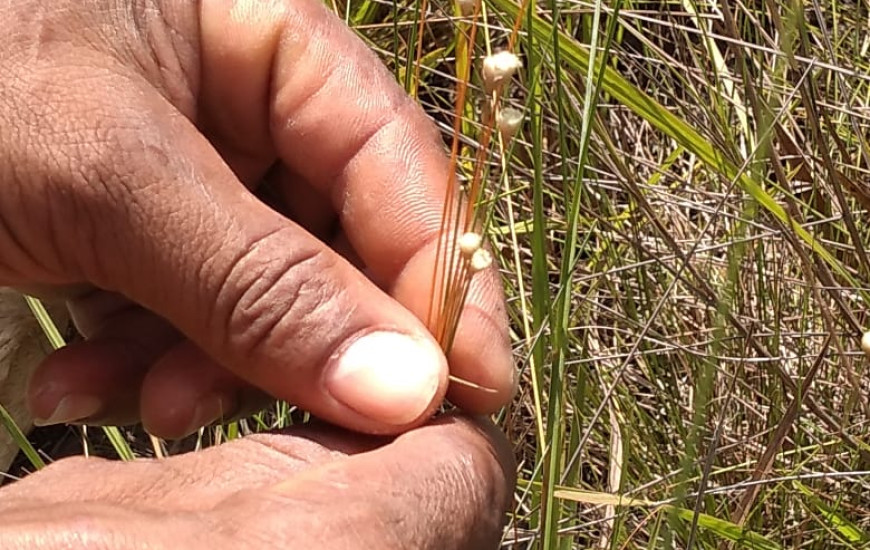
458 231 483 257
482 51 522 94
456 0 480 16
497 106 524 142
469 248 492 272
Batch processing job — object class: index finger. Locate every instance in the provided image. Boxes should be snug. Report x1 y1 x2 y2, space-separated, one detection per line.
198 0 515 411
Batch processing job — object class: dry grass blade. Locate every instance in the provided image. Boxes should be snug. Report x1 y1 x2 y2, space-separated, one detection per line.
5 0 870 548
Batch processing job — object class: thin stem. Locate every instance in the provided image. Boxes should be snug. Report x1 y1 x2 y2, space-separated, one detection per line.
428 1 482 348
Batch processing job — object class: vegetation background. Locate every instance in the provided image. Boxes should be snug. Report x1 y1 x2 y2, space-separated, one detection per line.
367 0 870 546
4 0 870 548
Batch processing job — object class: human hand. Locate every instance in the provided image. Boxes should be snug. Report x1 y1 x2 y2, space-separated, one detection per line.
0 415 514 549
0 0 514 437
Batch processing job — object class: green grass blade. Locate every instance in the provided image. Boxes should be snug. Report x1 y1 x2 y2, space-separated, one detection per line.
554 486 782 550
671 508 783 550
0 402 45 471
486 0 868 305
524 0 551 541
24 296 65 350
350 0 381 26
794 481 869 544
101 426 135 462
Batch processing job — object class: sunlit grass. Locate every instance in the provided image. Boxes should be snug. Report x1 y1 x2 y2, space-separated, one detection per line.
373 0 870 547
8 0 870 548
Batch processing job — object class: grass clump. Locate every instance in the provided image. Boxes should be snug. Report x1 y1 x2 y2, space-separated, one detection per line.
370 0 870 546
7 0 870 548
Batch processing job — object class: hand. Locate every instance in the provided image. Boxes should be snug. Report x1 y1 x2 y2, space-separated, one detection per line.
0 415 514 549
0 0 514 437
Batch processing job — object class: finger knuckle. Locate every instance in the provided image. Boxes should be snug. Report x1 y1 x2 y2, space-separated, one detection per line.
214 229 348 362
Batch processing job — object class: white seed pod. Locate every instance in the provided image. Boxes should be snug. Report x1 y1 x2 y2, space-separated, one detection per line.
456 0 479 16
458 232 482 257
469 248 493 273
482 51 522 94
861 331 870 357
496 107 524 142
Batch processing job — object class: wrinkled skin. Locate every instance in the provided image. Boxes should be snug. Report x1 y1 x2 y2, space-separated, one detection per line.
0 416 515 549
0 0 515 547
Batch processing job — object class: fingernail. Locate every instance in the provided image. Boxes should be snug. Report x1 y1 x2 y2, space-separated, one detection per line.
325 331 444 426
33 394 103 426
179 394 232 438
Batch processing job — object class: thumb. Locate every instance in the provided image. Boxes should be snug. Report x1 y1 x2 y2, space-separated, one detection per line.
81 91 447 434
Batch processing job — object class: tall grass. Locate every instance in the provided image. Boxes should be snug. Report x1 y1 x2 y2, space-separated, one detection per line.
364 0 870 546
10 0 870 548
